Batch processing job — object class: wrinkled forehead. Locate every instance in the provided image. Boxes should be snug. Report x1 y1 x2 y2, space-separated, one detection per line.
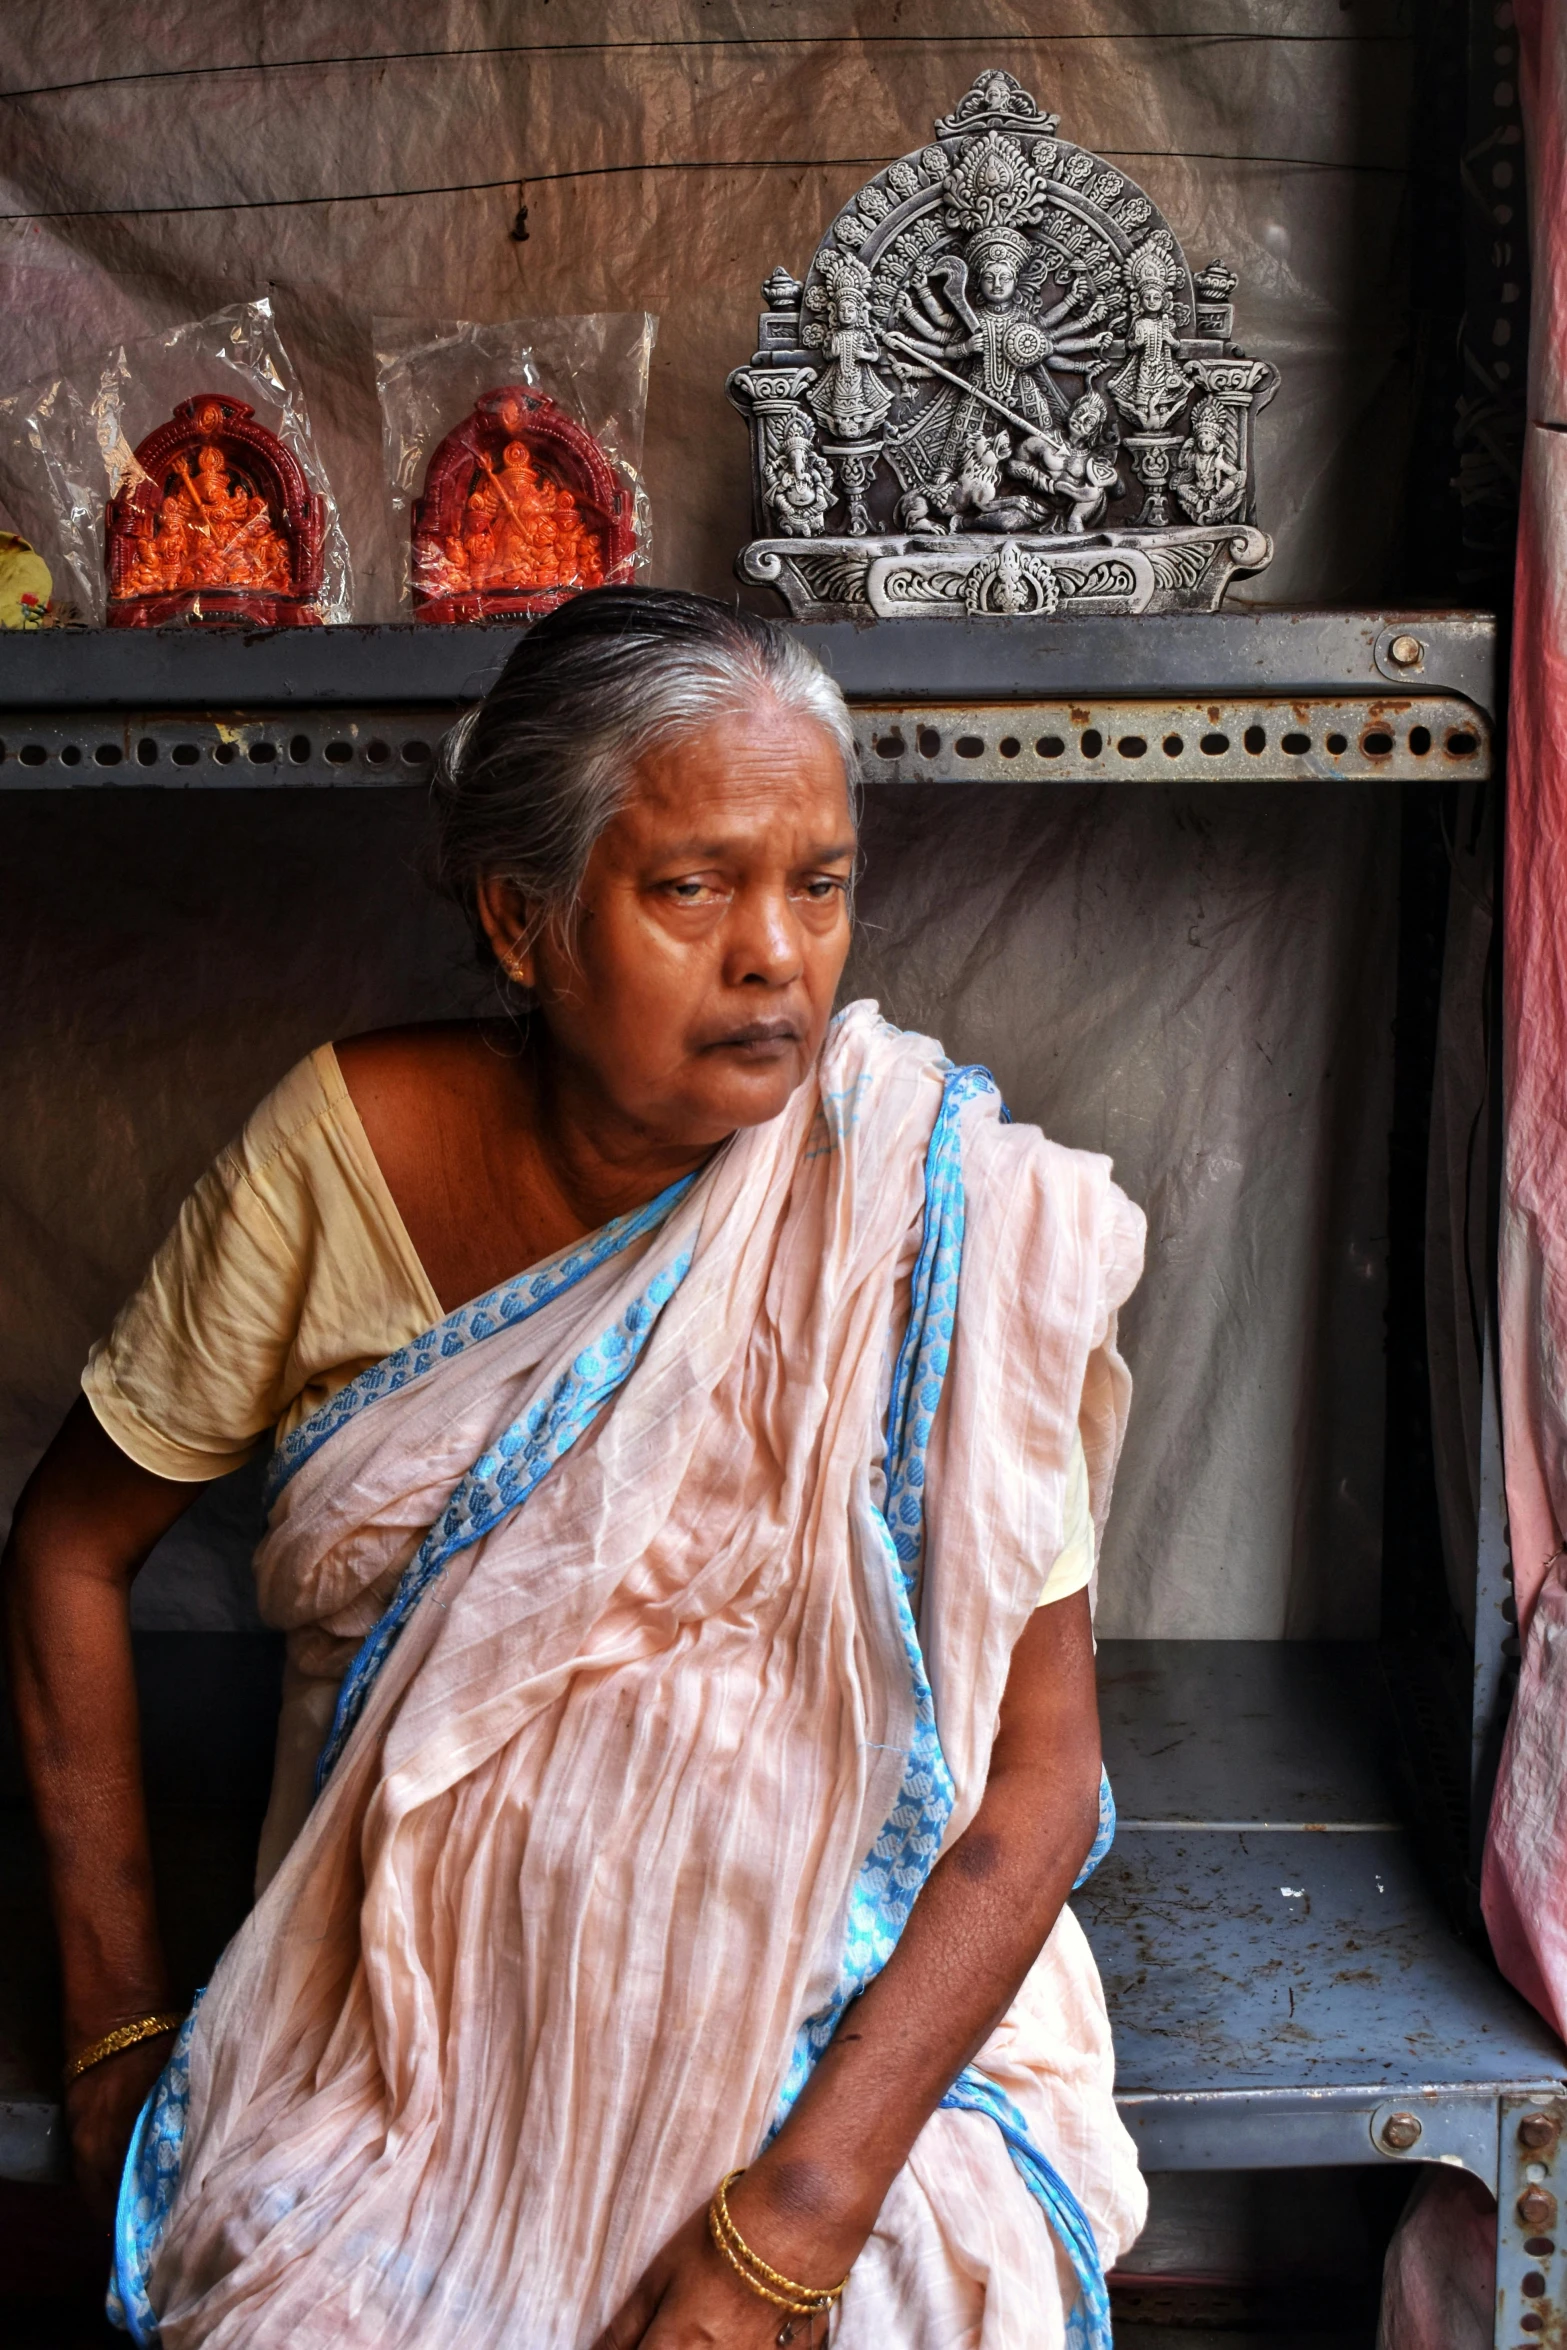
615 701 856 838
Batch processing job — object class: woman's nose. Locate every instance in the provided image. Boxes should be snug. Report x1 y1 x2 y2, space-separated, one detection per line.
726 889 805 987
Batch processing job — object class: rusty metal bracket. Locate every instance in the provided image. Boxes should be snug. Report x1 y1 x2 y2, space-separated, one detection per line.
1498 2094 1567 2350
1370 2092 1504 2186
851 697 1492 786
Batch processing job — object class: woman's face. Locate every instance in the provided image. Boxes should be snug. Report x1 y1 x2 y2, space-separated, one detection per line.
483 700 857 1150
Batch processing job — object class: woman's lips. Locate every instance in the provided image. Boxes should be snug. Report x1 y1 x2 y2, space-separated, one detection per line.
702 1021 803 1056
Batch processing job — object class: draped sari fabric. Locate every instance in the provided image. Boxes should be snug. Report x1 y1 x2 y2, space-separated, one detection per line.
123 1004 1146 2350
1484 0 1567 2044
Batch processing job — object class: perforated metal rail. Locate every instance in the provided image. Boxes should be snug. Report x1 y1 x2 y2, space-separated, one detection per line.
0 693 1490 787
852 697 1491 785
0 709 453 786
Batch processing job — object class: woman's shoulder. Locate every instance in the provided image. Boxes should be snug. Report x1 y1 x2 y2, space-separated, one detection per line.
330 1019 525 1198
331 1020 516 1117
218 1026 504 1261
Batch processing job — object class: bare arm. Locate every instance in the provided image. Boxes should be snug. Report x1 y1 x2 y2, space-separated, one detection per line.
1 1398 203 2216
598 1585 1103 2347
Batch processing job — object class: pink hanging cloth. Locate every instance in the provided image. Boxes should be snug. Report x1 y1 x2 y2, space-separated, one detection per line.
1482 0 1567 2040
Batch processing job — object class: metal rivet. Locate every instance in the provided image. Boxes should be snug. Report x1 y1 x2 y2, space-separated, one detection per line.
1519 2188 1557 2229
1520 2113 1561 2152
1381 2113 1423 2151
1388 634 1425 667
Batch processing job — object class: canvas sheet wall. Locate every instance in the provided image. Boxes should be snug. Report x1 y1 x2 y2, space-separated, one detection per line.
0 2 1437 1639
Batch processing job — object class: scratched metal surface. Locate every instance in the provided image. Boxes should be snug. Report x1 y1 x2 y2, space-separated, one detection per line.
1078 1826 1560 2090
1083 1642 1563 2091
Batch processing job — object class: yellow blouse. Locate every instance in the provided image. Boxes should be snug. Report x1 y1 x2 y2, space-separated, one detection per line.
83 1046 1093 1604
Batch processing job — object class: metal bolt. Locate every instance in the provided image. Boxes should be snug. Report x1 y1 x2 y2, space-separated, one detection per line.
1520 2188 1558 2229
1381 2113 1424 2151
1520 2113 1561 2152
1388 633 1425 668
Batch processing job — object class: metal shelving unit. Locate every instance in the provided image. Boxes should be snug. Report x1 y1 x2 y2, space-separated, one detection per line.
1 610 1555 2350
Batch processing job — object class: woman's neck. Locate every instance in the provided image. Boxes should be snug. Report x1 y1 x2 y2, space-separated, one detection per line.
338 1021 722 1316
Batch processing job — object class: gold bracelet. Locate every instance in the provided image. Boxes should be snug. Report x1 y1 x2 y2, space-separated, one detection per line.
707 2169 848 2318
63 2012 184 2086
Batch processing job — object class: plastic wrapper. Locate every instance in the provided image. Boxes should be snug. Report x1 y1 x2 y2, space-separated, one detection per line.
0 372 101 622
0 296 351 626
374 313 654 621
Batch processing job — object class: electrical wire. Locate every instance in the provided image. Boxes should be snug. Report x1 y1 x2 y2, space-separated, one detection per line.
0 141 1410 226
0 29 1415 109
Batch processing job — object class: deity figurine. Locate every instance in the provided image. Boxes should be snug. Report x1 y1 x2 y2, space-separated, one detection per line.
458 438 604 592
1006 390 1121 534
158 442 289 591
763 415 835 536
1107 235 1193 432
885 131 1112 484
897 426 1012 532
803 254 893 443
122 526 172 601
1173 395 1246 525
106 394 322 626
410 385 635 623
727 65 1280 615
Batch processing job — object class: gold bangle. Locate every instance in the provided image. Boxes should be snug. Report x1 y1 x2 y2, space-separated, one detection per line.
707 2169 848 2317
63 2012 184 2085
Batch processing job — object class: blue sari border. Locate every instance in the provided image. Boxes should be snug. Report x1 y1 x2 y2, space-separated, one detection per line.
772 1061 1115 2349
108 2001 201 2345
313 1244 693 1788
264 1172 696 1509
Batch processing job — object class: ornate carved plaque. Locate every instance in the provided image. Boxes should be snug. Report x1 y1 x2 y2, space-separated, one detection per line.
411 385 636 623
727 69 1278 620
106 394 324 628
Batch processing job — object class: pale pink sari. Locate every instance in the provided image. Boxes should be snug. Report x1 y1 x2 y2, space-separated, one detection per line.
136 1004 1146 2349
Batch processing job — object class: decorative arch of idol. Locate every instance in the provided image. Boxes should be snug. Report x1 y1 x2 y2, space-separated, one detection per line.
727 69 1278 621
106 394 325 628
411 386 637 624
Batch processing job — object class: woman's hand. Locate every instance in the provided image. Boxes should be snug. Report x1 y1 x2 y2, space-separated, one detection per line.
591 2204 793 2350
65 2033 171 2226
592 2167 859 2350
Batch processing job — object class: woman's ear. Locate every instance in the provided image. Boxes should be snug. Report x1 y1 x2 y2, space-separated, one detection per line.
476 877 537 991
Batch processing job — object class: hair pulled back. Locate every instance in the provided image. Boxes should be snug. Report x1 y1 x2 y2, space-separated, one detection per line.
430 587 858 959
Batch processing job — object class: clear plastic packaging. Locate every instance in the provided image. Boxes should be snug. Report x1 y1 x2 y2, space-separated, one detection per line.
374 313 654 621
0 371 102 622
0 296 351 626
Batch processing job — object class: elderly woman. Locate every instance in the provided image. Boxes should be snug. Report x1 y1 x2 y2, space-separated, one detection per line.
3 590 1146 2349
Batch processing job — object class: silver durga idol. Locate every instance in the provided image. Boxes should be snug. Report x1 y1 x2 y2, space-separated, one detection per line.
727 69 1278 621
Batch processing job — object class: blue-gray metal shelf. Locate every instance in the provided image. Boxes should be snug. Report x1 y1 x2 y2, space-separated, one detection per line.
0 610 1496 788
1 607 1551 2350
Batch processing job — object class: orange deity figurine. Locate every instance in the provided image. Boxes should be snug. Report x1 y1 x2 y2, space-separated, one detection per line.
106 394 324 626
410 385 635 622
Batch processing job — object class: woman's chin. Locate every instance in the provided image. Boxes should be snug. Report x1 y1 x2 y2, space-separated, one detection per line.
676 1059 811 1139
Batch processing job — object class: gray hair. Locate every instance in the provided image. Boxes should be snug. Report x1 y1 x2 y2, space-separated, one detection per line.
431 588 858 958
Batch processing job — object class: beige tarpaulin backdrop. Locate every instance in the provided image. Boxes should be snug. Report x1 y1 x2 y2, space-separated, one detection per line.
0 3 1422 1639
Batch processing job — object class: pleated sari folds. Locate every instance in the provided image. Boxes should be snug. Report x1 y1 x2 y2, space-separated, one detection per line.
116 1003 1147 2350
